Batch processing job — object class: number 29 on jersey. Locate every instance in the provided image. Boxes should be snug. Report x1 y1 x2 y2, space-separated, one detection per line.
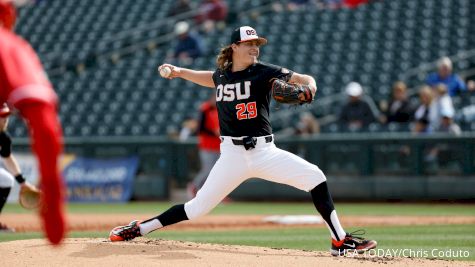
236 102 257 120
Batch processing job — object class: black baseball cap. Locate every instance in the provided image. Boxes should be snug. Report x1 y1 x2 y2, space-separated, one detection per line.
230 26 267 45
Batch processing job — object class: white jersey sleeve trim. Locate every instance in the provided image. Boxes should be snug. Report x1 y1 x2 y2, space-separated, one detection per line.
8 84 58 106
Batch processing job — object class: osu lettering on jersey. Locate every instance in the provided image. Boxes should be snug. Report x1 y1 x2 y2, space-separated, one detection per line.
212 62 293 137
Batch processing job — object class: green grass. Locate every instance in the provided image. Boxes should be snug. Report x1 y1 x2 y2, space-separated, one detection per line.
1 225 473 261
1 202 474 261
3 202 475 216
153 224 475 261
0 232 106 242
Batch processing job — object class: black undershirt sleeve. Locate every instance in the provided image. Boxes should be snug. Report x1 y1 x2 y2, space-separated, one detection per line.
0 131 12 158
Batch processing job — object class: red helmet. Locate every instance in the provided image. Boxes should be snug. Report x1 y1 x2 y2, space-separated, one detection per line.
0 1 16 31
0 103 11 117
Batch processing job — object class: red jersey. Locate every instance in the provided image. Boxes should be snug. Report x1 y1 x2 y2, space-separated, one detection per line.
198 101 220 151
0 28 57 107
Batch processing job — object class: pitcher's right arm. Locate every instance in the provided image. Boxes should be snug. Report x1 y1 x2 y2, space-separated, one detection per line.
158 64 214 88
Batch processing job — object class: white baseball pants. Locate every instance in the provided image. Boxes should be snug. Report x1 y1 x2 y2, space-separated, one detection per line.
0 168 14 188
184 135 326 220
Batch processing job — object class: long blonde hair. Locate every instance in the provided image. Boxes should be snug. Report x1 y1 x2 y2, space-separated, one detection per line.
216 45 233 70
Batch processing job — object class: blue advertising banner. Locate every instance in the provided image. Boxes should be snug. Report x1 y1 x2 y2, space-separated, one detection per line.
63 156 139 202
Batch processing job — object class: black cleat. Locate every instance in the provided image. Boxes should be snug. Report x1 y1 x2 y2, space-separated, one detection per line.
330 230 377 256
109 220 142 242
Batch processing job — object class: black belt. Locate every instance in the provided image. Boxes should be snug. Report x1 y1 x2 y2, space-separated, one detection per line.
230 136 273 150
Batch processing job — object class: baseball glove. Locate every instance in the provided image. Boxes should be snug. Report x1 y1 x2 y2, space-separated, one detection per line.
271 79 314 105
19 184 41 210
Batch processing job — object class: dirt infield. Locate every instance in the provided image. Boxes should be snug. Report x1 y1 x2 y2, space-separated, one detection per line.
0 238 472 267
2 213 475 232
2 214 474 266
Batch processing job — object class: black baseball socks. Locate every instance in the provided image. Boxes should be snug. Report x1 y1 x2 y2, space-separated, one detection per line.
310 181 346 241
0 187 11 213
138 184 346 240
139 204 189 235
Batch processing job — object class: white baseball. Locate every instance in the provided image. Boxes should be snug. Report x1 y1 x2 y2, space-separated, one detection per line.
160 66 172 78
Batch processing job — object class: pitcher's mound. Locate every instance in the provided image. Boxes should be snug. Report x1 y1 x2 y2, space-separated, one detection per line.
0 238 468 267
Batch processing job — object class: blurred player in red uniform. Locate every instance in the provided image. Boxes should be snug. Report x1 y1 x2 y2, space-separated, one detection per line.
0 0 66 245
187 94 220 198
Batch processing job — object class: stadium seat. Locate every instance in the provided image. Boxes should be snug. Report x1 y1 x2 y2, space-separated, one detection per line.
11 0 473 137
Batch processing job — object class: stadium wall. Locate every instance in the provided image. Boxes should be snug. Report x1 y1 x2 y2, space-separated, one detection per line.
13 133 475 201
